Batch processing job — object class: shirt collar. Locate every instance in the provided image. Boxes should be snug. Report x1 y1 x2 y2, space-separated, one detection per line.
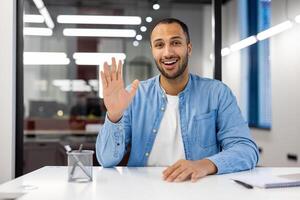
155 74 192 97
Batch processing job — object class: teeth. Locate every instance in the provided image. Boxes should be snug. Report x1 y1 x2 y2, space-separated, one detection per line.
163 59 177 64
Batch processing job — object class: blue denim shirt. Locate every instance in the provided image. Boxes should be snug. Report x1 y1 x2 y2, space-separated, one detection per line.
96 74 259 174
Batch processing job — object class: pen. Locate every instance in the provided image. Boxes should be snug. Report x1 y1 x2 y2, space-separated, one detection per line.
70 144 83 175
233 180 253 189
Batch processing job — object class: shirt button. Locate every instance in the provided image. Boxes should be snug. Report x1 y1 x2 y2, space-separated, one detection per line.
145 152 149 157
161 107 165 111
152 129 157 133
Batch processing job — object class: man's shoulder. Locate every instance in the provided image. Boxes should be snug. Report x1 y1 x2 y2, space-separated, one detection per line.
190 74 225 89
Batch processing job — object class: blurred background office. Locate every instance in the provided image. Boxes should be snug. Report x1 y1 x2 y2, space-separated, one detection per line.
1 0 300 183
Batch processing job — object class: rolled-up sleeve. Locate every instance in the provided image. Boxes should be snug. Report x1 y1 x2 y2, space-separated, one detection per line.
207 84 259 174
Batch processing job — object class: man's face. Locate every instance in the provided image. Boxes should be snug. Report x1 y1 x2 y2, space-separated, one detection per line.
151 23 192 80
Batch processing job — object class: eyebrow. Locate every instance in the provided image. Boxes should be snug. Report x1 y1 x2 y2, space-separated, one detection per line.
152 36 184 43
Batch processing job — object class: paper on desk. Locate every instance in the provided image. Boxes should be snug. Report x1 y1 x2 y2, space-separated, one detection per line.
0 192 25 200
232 173 300 188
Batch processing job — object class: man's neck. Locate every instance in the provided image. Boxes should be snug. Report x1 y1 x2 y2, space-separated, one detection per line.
160 70 189 96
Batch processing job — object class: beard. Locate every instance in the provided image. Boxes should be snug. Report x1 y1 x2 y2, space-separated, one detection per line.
155 52 189 80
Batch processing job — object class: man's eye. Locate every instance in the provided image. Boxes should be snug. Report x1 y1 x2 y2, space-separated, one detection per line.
172 41 181 45
155 43 163 48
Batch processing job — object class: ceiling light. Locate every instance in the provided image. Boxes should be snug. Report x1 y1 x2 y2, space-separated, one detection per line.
24 14 45 23
133 41 139 47
140 26 147 32
63 28 136 38
32 0 55 29
136 34 142 40
39 7 55 29
257 21 293 41
146 17 153 23
153 4 160 10
88 80 99 89
57 15 141 25
221 47 231 56
52 80 92 92
230 36 257 52
32 0 44 10
24 52 70 65
73 52 126 65
23 27 53 36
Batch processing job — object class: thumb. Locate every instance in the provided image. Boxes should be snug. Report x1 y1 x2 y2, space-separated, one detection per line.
129 79 140 97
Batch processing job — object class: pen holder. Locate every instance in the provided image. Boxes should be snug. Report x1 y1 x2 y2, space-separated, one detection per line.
67 150 94 182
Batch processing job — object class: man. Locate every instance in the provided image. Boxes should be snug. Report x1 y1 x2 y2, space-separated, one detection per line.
96 18 259 182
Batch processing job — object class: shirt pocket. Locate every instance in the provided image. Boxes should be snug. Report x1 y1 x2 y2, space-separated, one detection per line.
192 110 217 148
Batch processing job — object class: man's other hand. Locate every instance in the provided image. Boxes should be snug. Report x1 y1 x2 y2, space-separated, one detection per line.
162 159 217 182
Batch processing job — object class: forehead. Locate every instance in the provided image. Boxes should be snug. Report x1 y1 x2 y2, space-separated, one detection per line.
151 23 186 42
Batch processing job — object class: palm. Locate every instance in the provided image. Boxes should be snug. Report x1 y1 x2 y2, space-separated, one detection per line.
100 58 139 121
103 79 133 114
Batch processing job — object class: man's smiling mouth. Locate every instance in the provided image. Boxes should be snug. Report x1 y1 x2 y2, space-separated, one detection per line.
161 58 179 66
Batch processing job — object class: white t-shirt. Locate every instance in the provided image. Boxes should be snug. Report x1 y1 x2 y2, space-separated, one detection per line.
147 94 186 166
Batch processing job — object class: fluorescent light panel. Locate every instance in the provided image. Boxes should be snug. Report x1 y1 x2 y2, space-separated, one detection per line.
257 21 293 41
39 7 55 28
24 27 53 36
57 15 141 25
24 52 70 65
73 53 126 65
221 47 231 56
63 28 136 38
53 79 92 92
230 36 257 52
32 0 44 9
24 14 45 23
32 0 55 29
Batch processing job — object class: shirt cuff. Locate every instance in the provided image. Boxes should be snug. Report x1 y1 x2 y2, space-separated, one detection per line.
206 154 232 175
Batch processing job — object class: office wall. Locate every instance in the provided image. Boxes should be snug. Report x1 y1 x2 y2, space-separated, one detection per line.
207 0 300 166
0 0 16 183
251 0 300 166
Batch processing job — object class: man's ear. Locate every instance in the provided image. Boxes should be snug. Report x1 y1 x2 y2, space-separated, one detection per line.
188 43 192 56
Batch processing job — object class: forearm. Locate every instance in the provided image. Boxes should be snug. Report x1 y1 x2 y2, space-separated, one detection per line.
207 141 259 174
95 116 126 167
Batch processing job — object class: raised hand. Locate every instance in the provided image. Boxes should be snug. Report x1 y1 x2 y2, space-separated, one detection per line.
100 57 139 123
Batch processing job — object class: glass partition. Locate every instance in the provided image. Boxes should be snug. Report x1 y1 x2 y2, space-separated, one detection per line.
22 0 214 173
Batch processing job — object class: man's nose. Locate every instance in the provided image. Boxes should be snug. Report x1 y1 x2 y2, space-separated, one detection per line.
162 44 175 57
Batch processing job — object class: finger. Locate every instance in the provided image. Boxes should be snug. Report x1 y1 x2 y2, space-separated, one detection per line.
100 71 107 89
111 57 117 81
165 166 187 182
117 60 122 81
174 169 193 182
129 79 140 98
163 160 182 179
103 62 111 84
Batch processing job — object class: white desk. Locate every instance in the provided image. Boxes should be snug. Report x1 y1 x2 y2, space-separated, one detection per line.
0 167 300 200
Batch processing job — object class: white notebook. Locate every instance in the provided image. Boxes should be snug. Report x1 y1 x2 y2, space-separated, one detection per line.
232 173 300 189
